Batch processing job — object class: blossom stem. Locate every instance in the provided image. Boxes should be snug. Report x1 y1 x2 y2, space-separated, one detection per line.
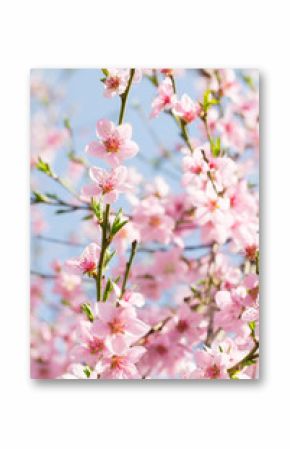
201 149 219 195
96 204 110 301
169 74 176 94
118 68 135 125
121 240 138 297
227 341 259 378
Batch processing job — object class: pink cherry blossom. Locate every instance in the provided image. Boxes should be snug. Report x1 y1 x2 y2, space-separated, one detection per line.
85 119 139 166
82 165 132 204
151 77 176 117
93 302 150 345
103 68 142 98
133 197 175 244
70 320 107 367
100 337 146 379
103 68 130 98
65 243 100 275
191 348 230 379
151 247 188 288
172 94 201 123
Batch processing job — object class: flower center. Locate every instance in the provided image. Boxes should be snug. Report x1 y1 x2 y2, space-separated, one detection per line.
176 319 188 333
164 263 175 274
184 111 195 123
100 179 115 194
155 344 167 356
209 199 219 211
111 355 124 370
80 258 96 274
149 215 161 227
205 364 221 379
225 122 233 134
245 245 257 261
109 318 125 334
163 95 171 106
88 337 104 354
191 165 202 174
104 136 120 153
106 76 120 90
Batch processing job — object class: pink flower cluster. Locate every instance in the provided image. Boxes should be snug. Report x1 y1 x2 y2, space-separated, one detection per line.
31 68 259 380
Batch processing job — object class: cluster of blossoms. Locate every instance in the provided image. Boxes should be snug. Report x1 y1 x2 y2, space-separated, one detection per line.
31 68 259 380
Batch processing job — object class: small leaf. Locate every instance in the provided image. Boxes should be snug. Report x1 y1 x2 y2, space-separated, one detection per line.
101 68 109 77
35 158 53 176
111 220 128 237
91 198 103 221
210 136 221 157
104 249 116 267
82 214 93 221
32 191 47 203
248 321 256 332
81 303 94 322
83 366 91 378
55 209 71 214
111 208 129 236
103 278 113 302
45 192 59 201
63 117 72 131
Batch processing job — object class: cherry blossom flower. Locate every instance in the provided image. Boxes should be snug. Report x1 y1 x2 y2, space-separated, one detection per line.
103 68 130 98
151 77 176 117
193 183 232 230
65 243 100 276
93 302 150 345
172 94 201 123
103 68 142 98
70 320 107 367
133 197 175 244
85 119 139 166
190 348 230 379
82 165 132 204
151 247 188 288
100 337 146 379
53 271 82 300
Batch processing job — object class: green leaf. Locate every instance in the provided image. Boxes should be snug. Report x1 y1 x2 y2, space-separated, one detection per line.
112 220 128 237
63 117 72 131
103 278 113 302
91 198 103 221
35 158 53 176
82 214 93 221
248 321 256 332
243 75 255 91
104 249 116 267
113 275 121 284
203 89 220 114
32 191 48 203
83 366 91 378
101 68 109 77
111 208 129 236
55 209 71 214
45 192 59 201
210 136 221 157
81 303 94 322
244 359 256 367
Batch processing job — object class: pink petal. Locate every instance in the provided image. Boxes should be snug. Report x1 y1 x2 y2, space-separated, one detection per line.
96 119 115 139
117 123 132 141
95 302 116 322
126 346 146 363
85 141 106 157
